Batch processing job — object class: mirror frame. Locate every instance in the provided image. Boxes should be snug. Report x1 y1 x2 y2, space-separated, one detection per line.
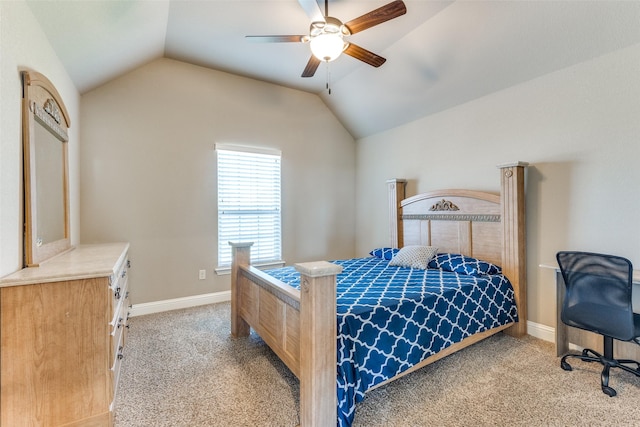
22 70 72 266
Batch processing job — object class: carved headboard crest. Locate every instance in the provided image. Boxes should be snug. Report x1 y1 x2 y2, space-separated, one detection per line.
430 199 459 211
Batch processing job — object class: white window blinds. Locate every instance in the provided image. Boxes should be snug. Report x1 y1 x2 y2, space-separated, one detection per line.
216 146 282 268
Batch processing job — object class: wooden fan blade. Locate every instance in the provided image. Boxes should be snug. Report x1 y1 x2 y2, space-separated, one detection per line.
301 55 321 78
298 0 325 23
344 0 407 35
344 43 386 68
246 35 306 43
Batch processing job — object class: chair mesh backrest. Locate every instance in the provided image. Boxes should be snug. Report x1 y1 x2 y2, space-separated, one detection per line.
556 251 634 340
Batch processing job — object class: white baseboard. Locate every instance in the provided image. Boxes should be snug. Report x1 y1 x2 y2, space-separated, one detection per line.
130 292 557 345
527 320 555 343
130 290 231 317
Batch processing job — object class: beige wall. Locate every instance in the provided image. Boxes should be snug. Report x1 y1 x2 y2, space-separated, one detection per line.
356 42 640 329
80 58 356 304
0 1 80 277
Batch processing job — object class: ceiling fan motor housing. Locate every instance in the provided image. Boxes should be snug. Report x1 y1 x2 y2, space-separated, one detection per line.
310 17 351 37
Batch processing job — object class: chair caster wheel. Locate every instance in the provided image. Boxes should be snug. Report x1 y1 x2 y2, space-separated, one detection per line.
561 360 572 371
602 386 616 397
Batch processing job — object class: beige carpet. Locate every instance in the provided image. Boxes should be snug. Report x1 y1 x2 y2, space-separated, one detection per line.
115 302 640 426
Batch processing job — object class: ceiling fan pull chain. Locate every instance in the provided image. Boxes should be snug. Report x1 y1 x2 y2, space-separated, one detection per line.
326 63 331 95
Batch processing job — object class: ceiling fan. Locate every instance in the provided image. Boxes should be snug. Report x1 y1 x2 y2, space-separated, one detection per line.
246 0 407 78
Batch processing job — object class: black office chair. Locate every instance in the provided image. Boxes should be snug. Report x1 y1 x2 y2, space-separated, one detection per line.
556 251 640 396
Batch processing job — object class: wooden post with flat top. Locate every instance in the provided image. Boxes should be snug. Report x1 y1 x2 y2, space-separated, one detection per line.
296 261 342 427
387 179 407 249
498 162 528 338
230 241 253 337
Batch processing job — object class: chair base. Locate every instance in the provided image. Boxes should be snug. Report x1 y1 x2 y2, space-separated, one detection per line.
560 337 640 397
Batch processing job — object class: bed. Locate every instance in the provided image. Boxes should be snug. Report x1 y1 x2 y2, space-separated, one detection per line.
230 162 528 426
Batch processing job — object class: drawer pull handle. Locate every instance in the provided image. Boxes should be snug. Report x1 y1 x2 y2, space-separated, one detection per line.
127 260 131 268
117 346 124 360
115 287 121 299
117 317 124 328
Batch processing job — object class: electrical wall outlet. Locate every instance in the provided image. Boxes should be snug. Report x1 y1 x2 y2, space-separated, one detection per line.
199 269 206 280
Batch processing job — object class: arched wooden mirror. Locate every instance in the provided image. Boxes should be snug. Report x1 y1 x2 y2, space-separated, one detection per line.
22 70 71 266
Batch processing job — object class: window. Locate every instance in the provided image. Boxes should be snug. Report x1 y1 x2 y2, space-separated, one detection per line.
216 144 282 271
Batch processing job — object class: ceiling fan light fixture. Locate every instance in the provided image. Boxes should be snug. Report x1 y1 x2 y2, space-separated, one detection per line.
247 0 406 77
310 33 346 62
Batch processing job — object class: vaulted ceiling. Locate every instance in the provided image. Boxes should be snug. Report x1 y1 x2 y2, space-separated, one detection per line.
26 1 640 139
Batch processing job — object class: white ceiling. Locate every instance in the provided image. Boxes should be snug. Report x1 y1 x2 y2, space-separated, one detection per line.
26 0 640 139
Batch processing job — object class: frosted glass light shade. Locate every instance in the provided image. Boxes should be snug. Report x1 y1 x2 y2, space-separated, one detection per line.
310 33 345 62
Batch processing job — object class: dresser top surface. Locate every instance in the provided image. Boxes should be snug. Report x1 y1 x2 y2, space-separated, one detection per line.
0 242 129 287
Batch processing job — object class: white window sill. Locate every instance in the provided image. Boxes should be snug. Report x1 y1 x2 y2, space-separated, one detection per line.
215 260 286 276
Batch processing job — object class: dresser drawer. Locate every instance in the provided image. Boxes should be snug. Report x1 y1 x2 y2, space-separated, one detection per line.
111 329 124 371
122 284 131 346
109 256 129 315
111 311 125 365
111 278 130 356
110 276 128 334
110 331 125 410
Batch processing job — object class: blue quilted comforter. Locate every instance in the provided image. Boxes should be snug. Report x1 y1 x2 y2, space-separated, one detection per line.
265 256 518 426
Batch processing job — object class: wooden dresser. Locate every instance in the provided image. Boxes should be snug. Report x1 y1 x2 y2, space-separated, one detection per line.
0 243 130 426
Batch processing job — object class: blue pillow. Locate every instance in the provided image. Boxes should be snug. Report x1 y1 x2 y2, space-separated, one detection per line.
428 253 502 276
369 247 400 260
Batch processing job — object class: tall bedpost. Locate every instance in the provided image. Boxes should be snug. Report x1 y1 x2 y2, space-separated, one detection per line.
296 261 342 427
387 179 407 249
230 241 253 338
498 162 528 338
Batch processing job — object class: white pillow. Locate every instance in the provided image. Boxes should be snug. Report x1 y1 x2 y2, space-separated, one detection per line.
389 245 439 270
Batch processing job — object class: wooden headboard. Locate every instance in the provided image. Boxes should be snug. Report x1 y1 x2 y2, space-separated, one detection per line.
387 162 528 337
402 189 502 265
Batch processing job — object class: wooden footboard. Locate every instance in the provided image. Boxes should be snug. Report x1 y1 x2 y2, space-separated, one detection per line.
230 242 341 426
